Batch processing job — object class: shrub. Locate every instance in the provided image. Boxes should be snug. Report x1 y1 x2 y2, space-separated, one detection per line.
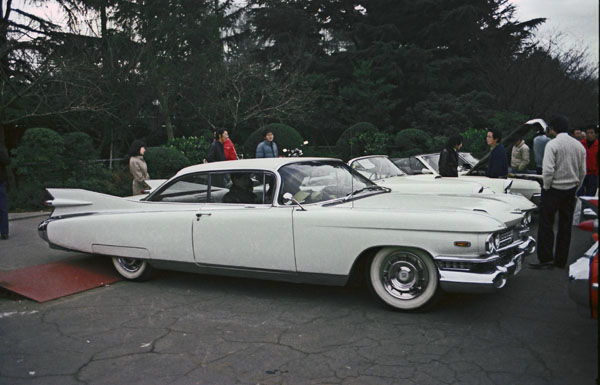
144 146 190 179
393 128 433 157
12 127 65 184
244 123 304 158
10 128 66 209
462 128 488 158
335 122 379 159
166 136 211 165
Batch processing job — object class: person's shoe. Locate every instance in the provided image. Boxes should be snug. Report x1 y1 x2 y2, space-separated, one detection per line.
528 261 554 269
0 234 8 240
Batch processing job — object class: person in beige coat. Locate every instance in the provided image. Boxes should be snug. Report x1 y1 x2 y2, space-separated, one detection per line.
510 136 530 173
128 140 150 196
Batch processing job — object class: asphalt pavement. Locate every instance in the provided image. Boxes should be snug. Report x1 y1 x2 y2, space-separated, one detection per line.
0 213 597 385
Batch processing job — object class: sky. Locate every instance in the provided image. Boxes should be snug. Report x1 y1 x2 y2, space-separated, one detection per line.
510 0 599 64
15 0 600 65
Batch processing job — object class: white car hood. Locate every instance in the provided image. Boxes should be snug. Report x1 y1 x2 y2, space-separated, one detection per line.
376 176 536 211
352 191 525 228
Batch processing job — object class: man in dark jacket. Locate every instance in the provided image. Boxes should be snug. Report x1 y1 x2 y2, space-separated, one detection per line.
486 128 508 178
0 140 10 239
438 134 463 177
206 129 227 163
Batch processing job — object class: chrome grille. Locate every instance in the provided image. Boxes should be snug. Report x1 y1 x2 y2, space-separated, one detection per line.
499 228 513 248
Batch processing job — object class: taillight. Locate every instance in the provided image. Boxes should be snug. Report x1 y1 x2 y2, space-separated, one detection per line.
578 219 598 233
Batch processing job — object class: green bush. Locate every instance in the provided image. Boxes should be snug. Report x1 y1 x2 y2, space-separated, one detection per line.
166 136 211 165
462 128 488 158
244 123 304 158
431 135 448 152
335 122 379 159
12 127 65 184
144 146 190 179
10 128 66 209
393 128 433 157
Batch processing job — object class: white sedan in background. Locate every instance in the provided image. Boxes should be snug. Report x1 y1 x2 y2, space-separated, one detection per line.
349 155 537 213
393 153 541 205
39 158 535 311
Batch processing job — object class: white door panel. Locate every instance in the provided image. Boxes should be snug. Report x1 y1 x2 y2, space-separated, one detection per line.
192 206 295 271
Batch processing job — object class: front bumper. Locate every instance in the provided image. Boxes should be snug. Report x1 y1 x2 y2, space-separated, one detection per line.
437 236 536 293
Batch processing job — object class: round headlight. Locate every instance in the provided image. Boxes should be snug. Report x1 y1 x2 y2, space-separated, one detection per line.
486 233 496 254
522 212 532 226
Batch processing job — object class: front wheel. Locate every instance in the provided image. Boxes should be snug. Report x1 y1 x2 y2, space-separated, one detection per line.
112 257 153 281
367 247 439 311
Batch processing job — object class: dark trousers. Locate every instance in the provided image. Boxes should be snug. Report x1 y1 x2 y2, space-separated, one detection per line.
0 181 7 236
537 187 577 267
577 174 598 197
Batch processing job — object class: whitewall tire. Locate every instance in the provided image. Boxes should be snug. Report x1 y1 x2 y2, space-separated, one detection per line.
368 247 439 311
112 257 153 281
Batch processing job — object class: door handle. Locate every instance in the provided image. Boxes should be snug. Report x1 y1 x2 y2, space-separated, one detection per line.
195 212 212 221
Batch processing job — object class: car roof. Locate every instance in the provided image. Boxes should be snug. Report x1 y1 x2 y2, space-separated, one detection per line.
174 157 342 176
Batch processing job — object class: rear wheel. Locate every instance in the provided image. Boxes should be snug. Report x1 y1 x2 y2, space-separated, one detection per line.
112 257 153 281
367 247 439 311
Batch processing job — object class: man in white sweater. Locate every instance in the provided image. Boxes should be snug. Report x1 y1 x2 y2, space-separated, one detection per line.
529 115 586 269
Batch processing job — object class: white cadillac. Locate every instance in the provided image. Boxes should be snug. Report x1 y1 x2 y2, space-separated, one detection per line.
393 153 541 205
348 155 537 213
39 158 536 311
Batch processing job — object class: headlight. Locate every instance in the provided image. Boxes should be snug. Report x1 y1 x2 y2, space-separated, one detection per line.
485 233 500 254
522 212 532 226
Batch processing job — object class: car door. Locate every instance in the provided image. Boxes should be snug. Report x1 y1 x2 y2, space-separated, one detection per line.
191 170 296 271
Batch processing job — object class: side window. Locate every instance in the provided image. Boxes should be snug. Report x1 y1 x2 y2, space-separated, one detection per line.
221 171 275 205
150 173 210 203
150 171 276 205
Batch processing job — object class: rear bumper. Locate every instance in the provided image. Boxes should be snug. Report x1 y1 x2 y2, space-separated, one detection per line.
438 236 536 293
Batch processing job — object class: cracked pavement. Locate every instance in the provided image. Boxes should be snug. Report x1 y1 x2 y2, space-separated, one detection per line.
0 215 597 384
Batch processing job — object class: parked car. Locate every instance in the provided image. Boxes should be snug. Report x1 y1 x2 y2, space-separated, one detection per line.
393 153 541 205
39 158 536 311
569 196 598 319
350 155 537 213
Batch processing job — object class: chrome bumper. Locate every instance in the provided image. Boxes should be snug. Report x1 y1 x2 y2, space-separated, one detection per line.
438 236 536 293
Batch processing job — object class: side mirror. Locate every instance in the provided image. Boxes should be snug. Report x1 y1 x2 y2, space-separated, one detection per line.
282 192 306 211
282 192 294 204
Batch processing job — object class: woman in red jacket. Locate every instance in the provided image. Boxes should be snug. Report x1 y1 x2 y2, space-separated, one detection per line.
579 127 598 196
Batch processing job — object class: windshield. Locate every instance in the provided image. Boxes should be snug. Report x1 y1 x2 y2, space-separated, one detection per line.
278 161 377 204
459 152 479 166
349 157 407 181
419 154 440 173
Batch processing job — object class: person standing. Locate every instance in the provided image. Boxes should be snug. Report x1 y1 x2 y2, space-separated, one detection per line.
0 142 10 240
206 129 227 163
256 129 278 158
578 126 598 196
533 123 551 175
438 134 462 177
529 115 586 269
510 135 530 173
485 128 508 178
128 140 150 196
223 135 238 161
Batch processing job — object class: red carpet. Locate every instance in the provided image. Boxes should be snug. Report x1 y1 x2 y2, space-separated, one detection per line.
0 257 122 302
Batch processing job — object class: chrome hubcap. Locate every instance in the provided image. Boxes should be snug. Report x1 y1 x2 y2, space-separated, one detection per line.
381 252 429 300
117 257 143 273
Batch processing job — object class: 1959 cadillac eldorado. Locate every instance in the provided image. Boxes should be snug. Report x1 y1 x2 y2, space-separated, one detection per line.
39 158 536 311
